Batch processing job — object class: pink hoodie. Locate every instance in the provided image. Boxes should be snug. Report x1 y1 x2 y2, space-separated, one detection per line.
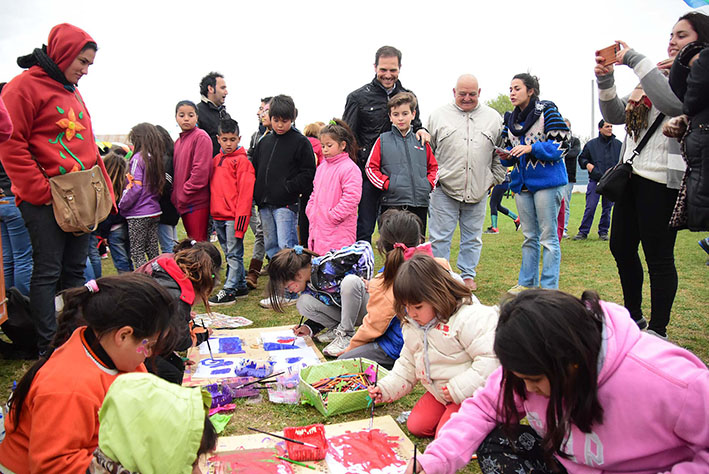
305 152 361 255
419 301 709 474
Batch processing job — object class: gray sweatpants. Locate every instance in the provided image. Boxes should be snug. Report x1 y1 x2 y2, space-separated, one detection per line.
295 274 369 335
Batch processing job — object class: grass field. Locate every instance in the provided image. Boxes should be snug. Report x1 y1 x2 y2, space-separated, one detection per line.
1 193 707 473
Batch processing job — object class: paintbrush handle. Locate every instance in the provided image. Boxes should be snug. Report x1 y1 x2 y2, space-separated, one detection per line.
247 427 319 449
275 455 316 470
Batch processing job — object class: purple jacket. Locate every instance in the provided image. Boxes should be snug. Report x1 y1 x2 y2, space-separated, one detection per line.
119 151 161 218
420 301 709 474
306 152 361 254
172 127 212 214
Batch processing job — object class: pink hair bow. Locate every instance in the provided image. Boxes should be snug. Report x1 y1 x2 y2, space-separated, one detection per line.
393 242 433 260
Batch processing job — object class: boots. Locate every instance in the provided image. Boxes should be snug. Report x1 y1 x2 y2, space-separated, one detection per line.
246 258 263 289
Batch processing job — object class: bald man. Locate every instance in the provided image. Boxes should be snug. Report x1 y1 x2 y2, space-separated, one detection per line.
427 75 506 290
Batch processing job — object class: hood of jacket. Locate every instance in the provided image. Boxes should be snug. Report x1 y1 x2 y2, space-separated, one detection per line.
97 373 208 474
48 23 95 71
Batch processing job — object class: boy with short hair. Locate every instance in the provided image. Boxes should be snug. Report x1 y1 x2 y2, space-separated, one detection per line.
208 119 255 305
252 95 315 308
365 92 438 231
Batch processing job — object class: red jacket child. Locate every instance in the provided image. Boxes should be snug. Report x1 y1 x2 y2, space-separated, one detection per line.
210 146 255 238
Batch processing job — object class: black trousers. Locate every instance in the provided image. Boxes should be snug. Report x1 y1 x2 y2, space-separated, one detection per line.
356 178 382 243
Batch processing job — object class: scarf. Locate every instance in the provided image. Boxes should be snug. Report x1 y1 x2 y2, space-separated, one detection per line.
16 45 75 91
507 98 544 137
625 58 673 141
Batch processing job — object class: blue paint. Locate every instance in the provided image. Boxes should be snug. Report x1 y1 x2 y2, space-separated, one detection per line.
285 357 302 364
263 342 297 351
201 359 234 368
210 368 232 375
218 337 245 354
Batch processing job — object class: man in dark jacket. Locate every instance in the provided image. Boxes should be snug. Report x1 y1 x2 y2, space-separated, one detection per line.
197 72 230 157
562 119 581 238
343 46 429 242
573 120 622 241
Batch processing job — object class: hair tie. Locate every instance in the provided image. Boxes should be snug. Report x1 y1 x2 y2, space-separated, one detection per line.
329 119 337 125
392 242 434 261
190 240 197 246
293 245 304 255
85 279 99 293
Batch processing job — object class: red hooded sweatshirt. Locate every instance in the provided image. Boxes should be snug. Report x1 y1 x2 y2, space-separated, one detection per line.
0 23 115 208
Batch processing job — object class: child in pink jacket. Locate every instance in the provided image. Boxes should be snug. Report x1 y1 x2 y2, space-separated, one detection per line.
410 289 709 474
306 119 361 254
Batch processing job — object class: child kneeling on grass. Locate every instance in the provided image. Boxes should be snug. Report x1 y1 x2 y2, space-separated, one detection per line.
410 289 709 474
368 253 499 438
89 372 217 474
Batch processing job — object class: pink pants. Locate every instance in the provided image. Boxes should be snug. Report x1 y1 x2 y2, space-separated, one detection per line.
181 207 210 242
406 391 461 438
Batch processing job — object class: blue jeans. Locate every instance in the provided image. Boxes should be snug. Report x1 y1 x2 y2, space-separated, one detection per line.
19 201 89 353
429 187 487 280
577 180 613 236
259 204 299 260
158 224 177 254
515 186 564 289
214 219 246 290
0 196 32 296
84 233 102 281
562 182 574 234
109 223 132 272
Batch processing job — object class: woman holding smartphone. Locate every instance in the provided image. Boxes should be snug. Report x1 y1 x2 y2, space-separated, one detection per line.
498 73 569 294
595 12 709 339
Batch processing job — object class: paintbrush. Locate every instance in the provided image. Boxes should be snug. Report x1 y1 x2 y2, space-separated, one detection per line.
413 443 417 472
200 319 214 360
369 364 379 430
293 315 304 346
275 455 316 470
233 371 285 389
247 427 320 449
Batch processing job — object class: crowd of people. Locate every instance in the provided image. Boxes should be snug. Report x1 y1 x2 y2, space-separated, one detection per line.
0 12 708 473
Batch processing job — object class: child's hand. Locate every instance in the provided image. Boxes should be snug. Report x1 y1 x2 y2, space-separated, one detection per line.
405 458 424 473
293 324 313 338
361 277 369 292
368 385 383 404
441 385 453 403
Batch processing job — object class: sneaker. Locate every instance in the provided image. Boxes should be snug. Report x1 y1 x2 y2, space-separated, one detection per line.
572 233 587 241
484 227 499 234
562 232 569 239
599 233 609 241
209 289 237 306
646 329 668 340
463 278 477 291
315 327 338 343
699 237 709 255
514 217 521 231
507 284 533 295
633 317 648 330
234 287 250 298
322 330 352 357
258 295 298 309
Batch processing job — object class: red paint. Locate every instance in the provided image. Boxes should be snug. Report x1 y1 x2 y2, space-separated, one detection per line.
276 337 295 344
208 449 294 474
327 429 405 471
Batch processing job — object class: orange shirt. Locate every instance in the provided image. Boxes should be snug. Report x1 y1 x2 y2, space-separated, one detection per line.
0 327 145 474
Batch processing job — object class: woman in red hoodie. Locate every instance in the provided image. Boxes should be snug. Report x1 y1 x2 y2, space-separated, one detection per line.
0 23 113 356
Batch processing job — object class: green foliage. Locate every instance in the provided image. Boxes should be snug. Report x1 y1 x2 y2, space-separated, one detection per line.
485 93 514 116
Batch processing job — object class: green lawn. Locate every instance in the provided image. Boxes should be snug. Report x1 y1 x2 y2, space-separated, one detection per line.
1 193 707 473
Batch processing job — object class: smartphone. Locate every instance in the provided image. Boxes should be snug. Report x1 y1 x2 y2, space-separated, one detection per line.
596 44 620 67
481 132 511 157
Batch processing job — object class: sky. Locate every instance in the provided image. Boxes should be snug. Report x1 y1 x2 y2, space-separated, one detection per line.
0 0 700 144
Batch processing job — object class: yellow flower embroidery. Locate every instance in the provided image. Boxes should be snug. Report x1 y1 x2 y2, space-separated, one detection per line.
55 108 86 141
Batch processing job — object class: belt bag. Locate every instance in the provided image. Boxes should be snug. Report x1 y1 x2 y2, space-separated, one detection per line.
596 113 665 203
47 164 112 235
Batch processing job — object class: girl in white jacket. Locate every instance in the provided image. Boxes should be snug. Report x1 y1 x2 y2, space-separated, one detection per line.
368 253 499 438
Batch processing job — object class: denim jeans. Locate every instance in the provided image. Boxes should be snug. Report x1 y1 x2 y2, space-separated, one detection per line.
577 180 613 236
515 186 564 289
158 223 177 254
259 204 299 260
562 182 574 234
109 223 133 272
19 201 89 353
0 195 32 296
249 203 265 260
214 219 247 290
429 187 487 280
84 233 102 281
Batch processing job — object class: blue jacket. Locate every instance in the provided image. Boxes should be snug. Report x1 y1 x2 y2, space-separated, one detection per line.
378 317 404 361
578 133 622 181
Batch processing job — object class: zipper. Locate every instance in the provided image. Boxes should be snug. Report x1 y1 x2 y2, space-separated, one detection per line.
403 133 417 204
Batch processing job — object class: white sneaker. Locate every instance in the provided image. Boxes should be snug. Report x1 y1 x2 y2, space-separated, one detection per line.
258 295 298 309
507 284 533 295
315 327 338 343
322 330 352 357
